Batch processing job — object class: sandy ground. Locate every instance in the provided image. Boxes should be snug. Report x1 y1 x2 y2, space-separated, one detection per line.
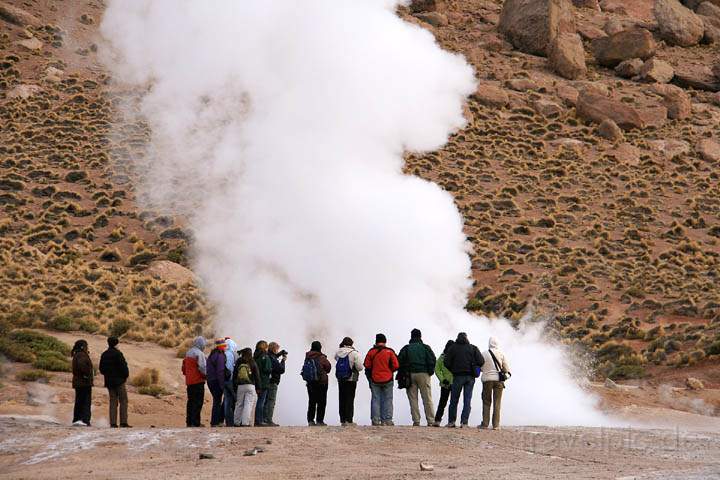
1 416 720 479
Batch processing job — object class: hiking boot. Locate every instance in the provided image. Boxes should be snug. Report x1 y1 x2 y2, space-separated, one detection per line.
120 424 132 428
413 422 421 427
110 424 119 428
316 422 327 427
308 421 316 426
478 424 488 430
371 421 382 426
255 422 267 427
460 423 468 429
72 420 89 427
432 422 441 427
382 420 394 426
266 422 280 427
492 426 501 431
445 423 456 428
345 422 357 426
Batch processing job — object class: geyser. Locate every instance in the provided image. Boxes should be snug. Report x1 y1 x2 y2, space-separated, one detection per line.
101 0 610 426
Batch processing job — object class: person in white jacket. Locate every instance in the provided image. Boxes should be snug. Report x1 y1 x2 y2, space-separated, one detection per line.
334 337 364 426
479 336 511 430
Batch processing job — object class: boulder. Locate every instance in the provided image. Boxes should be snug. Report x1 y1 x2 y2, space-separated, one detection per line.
654 0 705 46
7 84 42 100
592 29 656 67
672 63 720 91
702 14 720 42
145 260 196 285
414 12 448 27
615 58 645 78
597 118 624 141
685 377 705 390
549 33 587 79
576 88 667 129
649 139 690 159
639 59 675 83
556 84 580 105
578 22 607 40
604 377 619 389
697 1 720 17
506 78 539 91
651 83 692 119
17 37 43 51
499 0 577 56
474 83 510 107
534 99 564 116
681 0 703 8
697 138 720 162
0 2 41 27
604 18 639 35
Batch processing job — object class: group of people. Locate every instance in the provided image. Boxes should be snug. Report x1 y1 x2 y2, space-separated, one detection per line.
70 336 131 428
70 329 511 429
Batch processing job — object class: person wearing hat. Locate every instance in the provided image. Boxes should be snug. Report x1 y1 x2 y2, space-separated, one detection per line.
206 338 228 427
303 341 332 426
398 328 436 426
363 333 399 426
99 336 131 428
334 336 364 426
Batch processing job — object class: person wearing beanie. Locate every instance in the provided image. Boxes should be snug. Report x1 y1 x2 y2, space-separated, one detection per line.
99 336 130 428
363 333 399 426
206 338 227 427
303 341 332 426
443 332 484 428
334 336 364 425
398 328 437 426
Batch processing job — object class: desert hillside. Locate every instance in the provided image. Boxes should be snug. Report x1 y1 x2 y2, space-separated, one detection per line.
0 0 719 387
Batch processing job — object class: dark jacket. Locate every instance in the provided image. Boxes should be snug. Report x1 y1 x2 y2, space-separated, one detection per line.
269 352 286 385
98 346 129 388
254 351 273 390
206 348 227 385
398 338 436 375
72 350 94 388
443 334 483 377
233 358 261 389
363 345 399 384
305 351 332 385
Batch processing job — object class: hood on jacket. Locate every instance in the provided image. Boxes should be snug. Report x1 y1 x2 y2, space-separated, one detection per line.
489 337 499 349
456 332 469 345
192 336 207 350
336 346 355 358
306 350 325 359
225 338 237 352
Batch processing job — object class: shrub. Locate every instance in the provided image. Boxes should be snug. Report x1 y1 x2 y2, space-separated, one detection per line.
109 318 133 338
129 251 155 266
0 337 36 363
33 350 71 372
608 364 646 380
138 384 169 398
16 369 51 382
8 329 71 356
130 368 159 387
705 341 720 356
47 315 77 332
78 319 100 334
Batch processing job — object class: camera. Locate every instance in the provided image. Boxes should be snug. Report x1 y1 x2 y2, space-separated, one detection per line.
278 349 288 356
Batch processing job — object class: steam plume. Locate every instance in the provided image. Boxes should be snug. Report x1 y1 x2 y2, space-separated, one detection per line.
101 0 610 426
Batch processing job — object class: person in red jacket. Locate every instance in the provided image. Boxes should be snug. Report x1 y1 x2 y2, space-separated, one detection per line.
182 336 207 427
363 333 399 426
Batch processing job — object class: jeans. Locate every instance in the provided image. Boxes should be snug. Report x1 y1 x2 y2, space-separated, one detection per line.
107 383 128 426
338 380 357 423
208 380 225 426
73 386 92 425
264 383 279 424
407 372 435 425
255 388 269 425
448 375 475 425
234 384 257 426
434 386 451 423
306 382 328 423
223 380 236 426
186 382 205 427
481 380 505 428
370 382 393 424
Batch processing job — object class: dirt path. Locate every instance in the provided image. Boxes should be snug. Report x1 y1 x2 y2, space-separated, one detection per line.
1 416 719 479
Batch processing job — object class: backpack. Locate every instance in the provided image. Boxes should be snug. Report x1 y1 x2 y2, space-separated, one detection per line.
301 357 319 383
336 355 352 381
236 363 252 384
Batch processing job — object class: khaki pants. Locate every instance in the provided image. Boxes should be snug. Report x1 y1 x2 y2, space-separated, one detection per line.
406 372 435 425
108 383 128 426
481 380 504 428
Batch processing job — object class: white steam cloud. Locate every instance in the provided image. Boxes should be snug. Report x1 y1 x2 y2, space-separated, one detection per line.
101 0 610 426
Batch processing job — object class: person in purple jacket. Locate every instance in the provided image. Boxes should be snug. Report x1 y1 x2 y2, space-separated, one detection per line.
206 338 228 427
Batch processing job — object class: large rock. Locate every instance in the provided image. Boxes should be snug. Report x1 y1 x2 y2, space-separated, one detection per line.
409 0 443 12
639 59 675 83
499 0 577 56
0 1 41 27
576 88 667 129
597 118 624 141
145 260 196 285
697 138 720 162
651 83 692 119
414 12 448 27
697 1 720 17
549 33 587 79
474 83 510 107
654 0 705 46
592 29 656 67
17 37 43 51
672 63 720 91
702 14 720 42
685 377 705 390
7 84 42 100
615 58 645 78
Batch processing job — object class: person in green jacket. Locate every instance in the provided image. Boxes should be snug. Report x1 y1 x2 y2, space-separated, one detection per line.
398 329 437 426
433 340 454 427
253 341 273 426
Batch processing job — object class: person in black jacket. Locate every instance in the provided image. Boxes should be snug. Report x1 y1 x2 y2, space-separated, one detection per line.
71 339 93 426
264 342 287 426
99 336 131 428
443 332 483 428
